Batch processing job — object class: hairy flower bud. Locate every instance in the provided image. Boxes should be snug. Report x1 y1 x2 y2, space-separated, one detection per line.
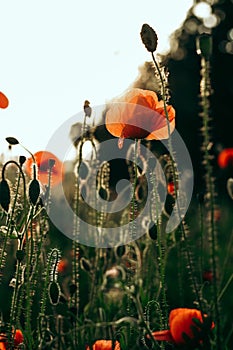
0 179 11 212
140 23 158 53
48 281 60 305
29 179 40 205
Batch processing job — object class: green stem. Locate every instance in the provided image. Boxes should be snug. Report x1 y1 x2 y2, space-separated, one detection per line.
200 57 221 349
152 53 202 309
134 293 159 349
217 273 233 303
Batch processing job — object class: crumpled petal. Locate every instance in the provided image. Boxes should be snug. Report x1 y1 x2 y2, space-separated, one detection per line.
105 88 175 144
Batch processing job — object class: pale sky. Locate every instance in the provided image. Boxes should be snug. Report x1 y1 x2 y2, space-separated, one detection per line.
0 0 193 161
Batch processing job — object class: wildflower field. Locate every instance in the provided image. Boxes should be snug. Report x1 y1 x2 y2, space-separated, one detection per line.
0 1 233 349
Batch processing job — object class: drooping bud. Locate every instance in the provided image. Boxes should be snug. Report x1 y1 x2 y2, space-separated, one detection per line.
98 187 109 200
115 244 126 258
0 179 11 212
148 221 157 240
69 283 77 296
19 156 26 167
80 257 91 272
48 281 60 305
28 179 40 205
196 34 213 60
16 249 26 262
140 24 158 53
5 137 19 145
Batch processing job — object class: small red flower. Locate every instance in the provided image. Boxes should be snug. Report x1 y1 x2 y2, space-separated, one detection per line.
25 151 64 186
86 340 121 350
57 258 69 274
105 88 175 149
0 91 9 109
167 182 175 196
0 329 23 349
13 329 24 346
150 308 214 345
218 148 233 168
0 334 6 350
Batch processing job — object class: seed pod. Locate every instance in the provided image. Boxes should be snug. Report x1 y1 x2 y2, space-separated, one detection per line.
0 179 11 212
48 281 60 305
19 156 26 167
69 283 77 296
77 161 89 180
196 34 212 60
115 245 126 258
16 249 26 262
80 257 91 272
29 179 40 205
140 23 158 53
98 187 109 200
5 137 19 145
148 222 157 240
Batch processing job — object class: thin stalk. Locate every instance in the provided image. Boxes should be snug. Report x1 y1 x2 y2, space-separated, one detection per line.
200 56 221 349
150 163 168 329
152 53 202 308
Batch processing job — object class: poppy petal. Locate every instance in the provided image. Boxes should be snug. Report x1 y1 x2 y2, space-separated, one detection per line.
25 151 64 186
151 330 173 342
105 88 175 142
0 91 9 109
146 118 175 140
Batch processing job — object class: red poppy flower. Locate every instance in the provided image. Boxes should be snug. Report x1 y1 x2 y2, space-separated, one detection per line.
150 308 214 345
167 182 175 196
25 151 64 186
218 148 233 168
0 335 6 350
0 329 23 349
86 340 121 350
0 91 9 109
105 88 175 149
13 329 24 346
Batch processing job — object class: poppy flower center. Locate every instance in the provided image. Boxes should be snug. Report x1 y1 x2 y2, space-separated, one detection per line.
121 124 150 139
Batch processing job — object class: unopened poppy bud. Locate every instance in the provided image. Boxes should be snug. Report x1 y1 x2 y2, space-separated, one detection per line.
29 179 40 205
80 257 91 272
5 137 19 145
196 34 212 60
19 156 26 167
140 23 158 53
148 222 157 240
115 245 126 258
48 281 60 305
84 100 92 117
0 179 11 212
69 283 77 296
98 187 109 200
16 249 26 262
77 161 89 179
